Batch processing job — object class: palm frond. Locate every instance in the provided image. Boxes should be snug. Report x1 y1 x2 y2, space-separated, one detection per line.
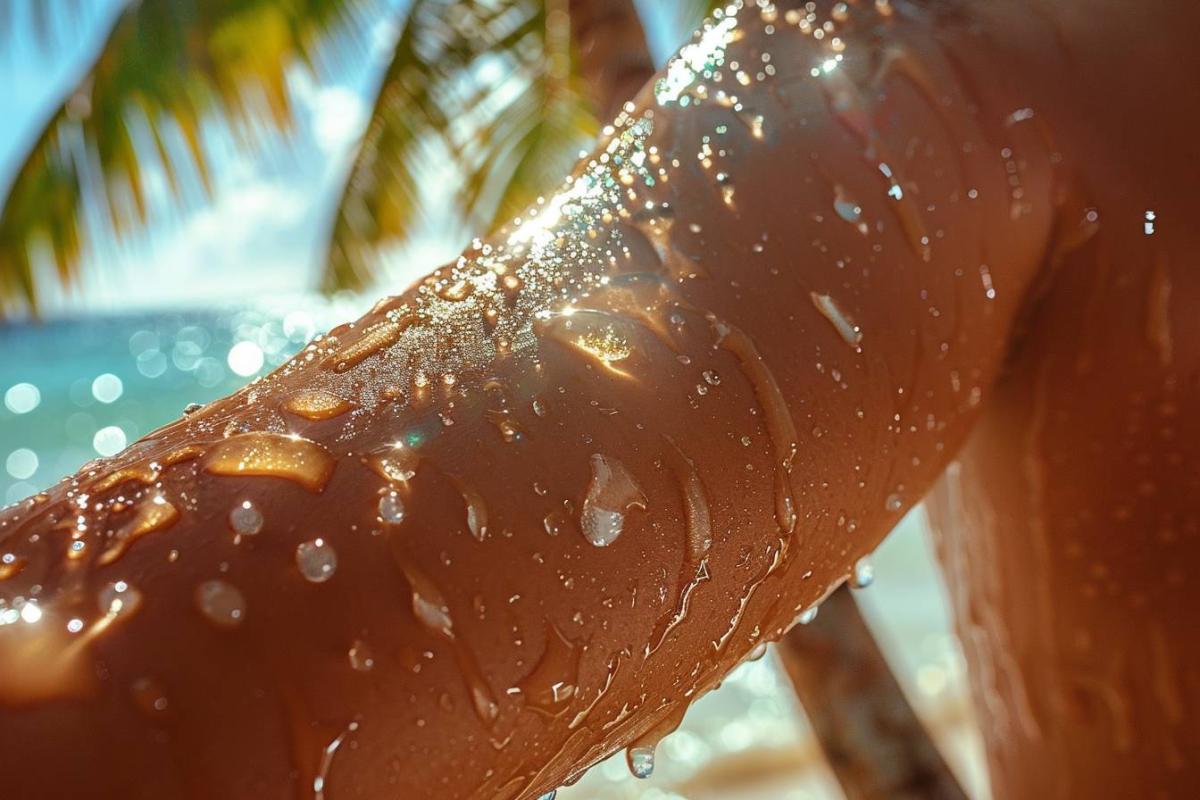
681 0 729 32
321 0 598 293
0 0 381 316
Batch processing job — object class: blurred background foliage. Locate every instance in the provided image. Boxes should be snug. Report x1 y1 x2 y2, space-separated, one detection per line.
0 0 721 317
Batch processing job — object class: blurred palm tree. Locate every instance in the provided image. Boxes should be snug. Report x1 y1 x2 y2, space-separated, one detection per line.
0 0 719 316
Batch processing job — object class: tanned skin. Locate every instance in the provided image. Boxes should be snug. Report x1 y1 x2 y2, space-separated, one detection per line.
0 2 1195 798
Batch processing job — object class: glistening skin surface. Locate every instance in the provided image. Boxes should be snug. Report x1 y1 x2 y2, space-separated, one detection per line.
0 1 1194 798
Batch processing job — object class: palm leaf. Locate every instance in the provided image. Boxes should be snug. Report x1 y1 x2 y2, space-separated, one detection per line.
0 0 382 316
320 0 598 293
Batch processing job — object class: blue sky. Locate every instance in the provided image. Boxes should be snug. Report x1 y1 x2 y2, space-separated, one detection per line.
0 1 685 317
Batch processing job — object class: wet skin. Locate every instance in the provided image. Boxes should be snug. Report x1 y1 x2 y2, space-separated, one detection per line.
0 2 1196 798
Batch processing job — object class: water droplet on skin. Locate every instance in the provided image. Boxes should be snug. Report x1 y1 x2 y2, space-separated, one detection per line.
183 402 203 415
98 495 179 565
457 482 488 541
532 399 547 417
626 745 656 779
368 444 419 483
283 389 353 421
321 315 416 373
748 641 769 661
885 493 903 512
537 792 557 800
229 500 263 536
810 292 863 352
580 454 647 547
203 432 335 493
543 510 570 537
195 579 246 628
379 491 406 524
296 539 338 583
348 639 375 672
833 192 863 225
851 558 875 589
797 606 820 625
99 580 143 619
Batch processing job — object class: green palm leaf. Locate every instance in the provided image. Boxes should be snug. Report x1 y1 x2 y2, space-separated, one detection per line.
320 0 597 293
0 0 381 316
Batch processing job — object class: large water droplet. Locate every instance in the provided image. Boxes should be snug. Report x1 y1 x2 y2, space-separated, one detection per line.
580 454 647 547
379 491 406 524
98 495 179 566
204 432 335 492
834 194 863 225
851 558 875 589
296 539 338 583
626 745 656 779
195 580 246 628
284 389 352 421
229 500 263 536
322 315 415 373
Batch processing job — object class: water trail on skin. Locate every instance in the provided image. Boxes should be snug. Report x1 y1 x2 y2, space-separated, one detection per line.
313 720 359 800
514 624 583 717
568 651 623 731
819 68 931 261
1146 254 1173 367
647 437 713 657
389 545 499 725
709 316 798 534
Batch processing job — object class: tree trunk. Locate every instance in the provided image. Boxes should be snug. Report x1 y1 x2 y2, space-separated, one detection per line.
777 588 966 799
